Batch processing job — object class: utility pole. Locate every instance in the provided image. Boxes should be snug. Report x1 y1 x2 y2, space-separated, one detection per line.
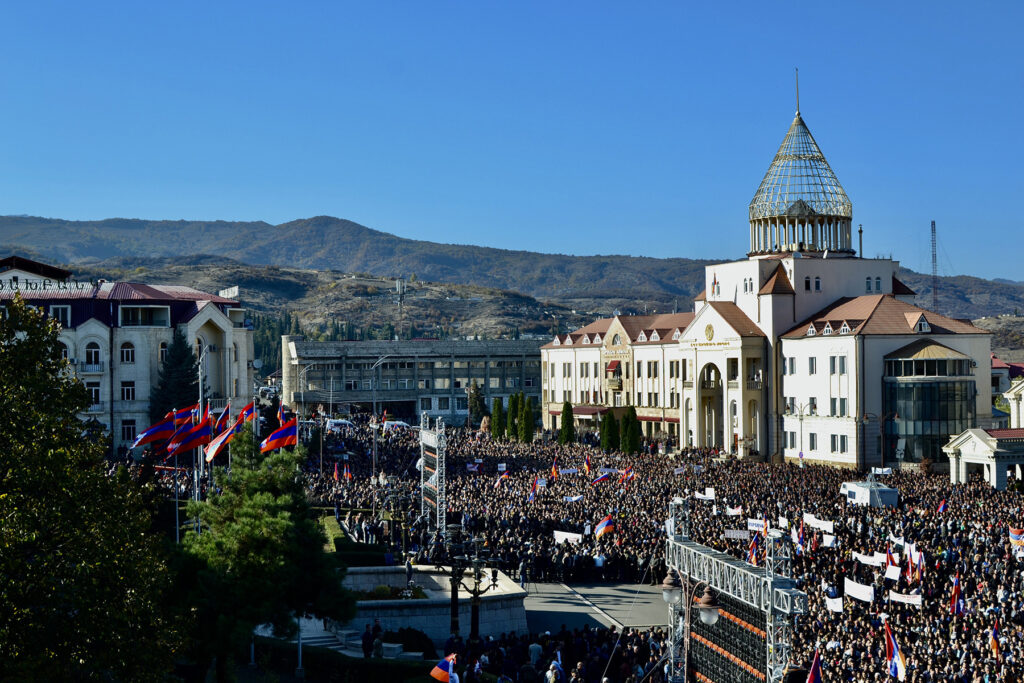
931 220 938 311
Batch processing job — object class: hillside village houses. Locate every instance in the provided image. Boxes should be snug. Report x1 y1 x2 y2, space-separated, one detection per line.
542 106 994 469
0 255 255 455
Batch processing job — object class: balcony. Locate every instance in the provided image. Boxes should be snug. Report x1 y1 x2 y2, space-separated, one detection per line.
727 380 739 389
746 379 763 390
606 378 622 391
701 380 720 390
86 402 105 413
78 361 105 374
682 380 693 388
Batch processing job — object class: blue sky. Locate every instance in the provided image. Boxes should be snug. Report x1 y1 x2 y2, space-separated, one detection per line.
0 2 1020 279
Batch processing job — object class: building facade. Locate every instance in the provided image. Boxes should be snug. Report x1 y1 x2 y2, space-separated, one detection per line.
281 336 543 423
0 256 255 453
543 107 993 468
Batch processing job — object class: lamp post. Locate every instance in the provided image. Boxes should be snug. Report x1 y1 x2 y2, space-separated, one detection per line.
861 411 899 471
789 402 813 468
661 568 721 683
441 524 499 642
296 362 320 421
369 355 392 519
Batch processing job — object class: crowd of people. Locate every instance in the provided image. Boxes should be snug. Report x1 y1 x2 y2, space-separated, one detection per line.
136 413 1024 681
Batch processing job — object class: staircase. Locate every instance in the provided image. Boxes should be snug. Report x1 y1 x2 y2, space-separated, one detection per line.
269 619 423 661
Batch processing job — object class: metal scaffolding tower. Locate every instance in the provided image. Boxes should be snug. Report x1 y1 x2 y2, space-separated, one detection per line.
419 413 447 536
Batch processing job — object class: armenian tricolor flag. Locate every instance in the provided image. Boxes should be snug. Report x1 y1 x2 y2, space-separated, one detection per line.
260 418 298 453
238 401 256 422
884 621 907 681
584 453 591 476
172 403 200 427
214 403 231 434
991 620 1000 658
591 472 611 486
747 533 760 566
595 514 614 538
205 416 243 462
937 499 948 513
430 654 457 682
619 467 635 483
333 463 339 482
1009 528 1024 547
131 413 175 449
167 419 213 459
277 403 287 426
344 463 352 481
527 477 539 503
550 459 558 480
495 471 510 489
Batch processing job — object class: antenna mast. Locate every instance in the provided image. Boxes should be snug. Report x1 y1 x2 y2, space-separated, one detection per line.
930 221 938 310
795 68 800 114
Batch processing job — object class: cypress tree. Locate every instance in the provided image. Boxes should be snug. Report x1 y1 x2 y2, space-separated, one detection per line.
607 412 620 452
627 416 641 455
557 400 575 445
520 396 535 443
149 328 199 423
508 392 520 442
491 397 505 440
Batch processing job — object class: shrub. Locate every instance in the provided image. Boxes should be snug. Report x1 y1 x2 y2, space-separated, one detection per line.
382 627 437 659
245 637 432 682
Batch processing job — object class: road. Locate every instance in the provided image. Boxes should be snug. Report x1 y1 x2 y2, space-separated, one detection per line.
523 581 667 635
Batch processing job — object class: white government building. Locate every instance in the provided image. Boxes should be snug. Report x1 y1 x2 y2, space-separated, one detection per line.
542 107 993 469
0 256 256 455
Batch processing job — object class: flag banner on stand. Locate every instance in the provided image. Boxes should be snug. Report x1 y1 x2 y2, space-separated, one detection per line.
844 578 875 603
888 591 923 607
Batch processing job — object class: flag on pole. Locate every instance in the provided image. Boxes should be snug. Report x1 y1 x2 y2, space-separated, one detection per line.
430 654 457 682
1009 528 1024 547
619 467 635 483
238 401 256 423
937 499 948 513
886 544 898 567
344 463 352 481
277 403 287 426
747 533 760 566
883 621 907 681
591 472 611 486
806 649 823 683
260 418 298 452
173 403 200 427
166 420 212 459
131 413 175 449
584 453 591 476
950 572 964 615
527 477 538 503
991 620 1000 658
550 458 558 480
795 520 805 556
595 514 614 538
333 463 339 482
495 471 510 489
205 416 243 462
214 403 231 434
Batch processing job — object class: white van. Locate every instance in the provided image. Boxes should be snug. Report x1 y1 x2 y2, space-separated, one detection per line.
383 420 410 431
326 419 355 433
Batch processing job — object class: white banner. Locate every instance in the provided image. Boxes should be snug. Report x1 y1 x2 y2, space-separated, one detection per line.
537 478 547 487
888 534 904 547
803 513 835 534
825 597 844 613
885 564 903 581
694 492 714 501
466 463 480 472
599 467 619 473
554 530 583 545
888 591 922 607
747 518 766 532
872 467 893 475
778 516 789 529
559 468 579 475
705 487 715 499
873 552 889 565
564 495 583 503
693 465 704 474
583 523 592 536
823 534 836 548
726 506 743 516
724 529 751 540
844 578 875 603
497 463 507 472
673 466 687 475
854 552 884 567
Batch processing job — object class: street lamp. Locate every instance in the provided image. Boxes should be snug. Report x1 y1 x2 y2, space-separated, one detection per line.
861 411 899 471
369 354 392 519
661 568 721 682
441 524 499 642
788 402 814 468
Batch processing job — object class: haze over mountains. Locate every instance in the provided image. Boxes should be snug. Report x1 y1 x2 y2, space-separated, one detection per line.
2 214 1022 321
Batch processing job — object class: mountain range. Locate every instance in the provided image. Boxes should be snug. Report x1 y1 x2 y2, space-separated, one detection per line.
2 214 1022 321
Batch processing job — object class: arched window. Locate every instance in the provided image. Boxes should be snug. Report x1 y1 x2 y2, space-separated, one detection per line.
612 334 621 346
866 277 872 292
875 277 882 292
120 342 135 364
159 341 169 363
804 276 811 291
85 342 100 365
815 277 821 291
58 341 69 361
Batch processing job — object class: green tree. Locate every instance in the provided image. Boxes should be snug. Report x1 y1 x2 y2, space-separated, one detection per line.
507 392 520 442
0 295 178 680
182 423 355 681
520 396 536 443
468 380 489 426
620 406 639 453
149 328 199 423
600 411 619 452
557 400 575 445
491 397 506 440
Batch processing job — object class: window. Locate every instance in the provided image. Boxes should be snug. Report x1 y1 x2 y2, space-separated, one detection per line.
831 434 838 452
121 419 137 442
839 356 847 374
808 357 817 375
120 381 136 401
830 356 836 374
788 357 796 375
120 306 169 327
399 379 411 389
489 377 501 389
159 342 168 363
50 305 71 328
563 390 571 402
830 398 838 416
456 397 468 411
438 397 450 410
809 396 817 414
612 334 621 346
866 277 872 292
345 380 358 391
637 392 643 406
840 435 848 453
839 398 847 417
120 342 135 364
782 357 788 376
649 361 659 378
85 342 101 365
362 380 372 390
58 342 69 361
525 377 535 388
86 382 100 404
875 277 882 291
809 433 817 451
563 364 572 378
418 379 431 390
804 276 811 291
419 398 432 411
580 363 587 378
636 361 642 378
233 344 238 362
550 363 556 377
815 277 821 292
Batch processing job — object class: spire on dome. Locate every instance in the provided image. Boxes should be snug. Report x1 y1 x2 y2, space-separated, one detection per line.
747 107 855 256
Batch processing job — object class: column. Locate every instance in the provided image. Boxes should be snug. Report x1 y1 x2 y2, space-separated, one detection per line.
949 454 960 485
993 461 1008 491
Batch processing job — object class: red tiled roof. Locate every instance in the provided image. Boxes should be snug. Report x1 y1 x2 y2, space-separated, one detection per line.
986 429 1024 440
706 302 766 337
0 255 72 280
694 289 706 302
783 295 989 338
992 354 1010 370
758 264 795 295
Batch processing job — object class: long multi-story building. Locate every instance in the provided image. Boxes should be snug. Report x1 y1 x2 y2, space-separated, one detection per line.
543 105 993 468
0 255 255 454
281 336 543 422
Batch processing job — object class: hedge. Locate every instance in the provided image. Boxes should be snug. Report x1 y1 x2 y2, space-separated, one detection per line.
247 636 434 682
